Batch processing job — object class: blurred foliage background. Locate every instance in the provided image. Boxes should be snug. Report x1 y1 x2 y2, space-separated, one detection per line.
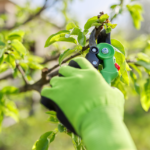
0 0 150 150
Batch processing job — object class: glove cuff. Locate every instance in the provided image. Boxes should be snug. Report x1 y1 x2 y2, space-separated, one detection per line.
79 105 136 150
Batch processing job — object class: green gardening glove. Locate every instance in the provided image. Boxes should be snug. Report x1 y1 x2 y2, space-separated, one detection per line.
41 57 136 150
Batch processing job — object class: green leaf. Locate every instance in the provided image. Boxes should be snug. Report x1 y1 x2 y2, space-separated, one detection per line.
71 27 81 35
99 14 109 23
45 30 77 47
121 70 129 85
136 60 150 70
0 41 5 47
5 54 16 69
58 123 65 132
137 52 150 62
107 23 117 29
28 62 43 70
28 55 44 63
110 4 118 9
129 63 142 77
105 27 111 34
46 111 56 116
84 16 98 30
0 48 5 58
111 39 125 55
0 55 4 65
66 22 77 30
19 62 29 71
1 86 19 94
83 29 89 35
126 4 143 30
0 64 8 73
130 72 140 94
112 76 127 98
48 116 59 123
32 131 53 150
114 51 129 85
8 30 25 41
126 63 132 71
114 51 125 66
77 32 86 46
59 46 82 65
11 40 26 56
91 22 102 28
5 101 19 122
141 78 150 111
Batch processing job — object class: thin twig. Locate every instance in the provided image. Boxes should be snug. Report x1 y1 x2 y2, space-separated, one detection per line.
41 53 60 64
0 0 48 31
18 27 103 93
16 63 29 85
110 0 124 22
0 73 13 81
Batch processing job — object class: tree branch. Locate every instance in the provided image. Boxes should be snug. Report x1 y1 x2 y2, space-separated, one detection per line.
16 63 29 85
18 26 103 93
1 0 48 31
0 73 13 81
41 53 60 64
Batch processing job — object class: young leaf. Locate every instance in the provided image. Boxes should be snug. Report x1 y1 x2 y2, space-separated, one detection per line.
8 30 25 41
0 64 8 73
0 55 4 65
99 14 109 23
130 72 140 94
129 63 142 78
32 131 53 150
110 4 118 9
46 111 56 116
141 78 150 111
83 29 89 35
48 116 59 123
58 123 65 132
71 27 81 36
45 30 77 47
0 39 5 58
77 32 86 46
28 62 43 70
111 39 125 55
126 4 143 30
5 101 19 122
84 16 98 30
66 22 77 30
137 52 150 63
1 86 19 94
11 40 26 56
59 46 82 65
136 60 150 70
105 27 111 34
91 22 102 28
121 70 129 85
114 51 125 66
5 54 16 69
112 76 127 98
0 41 5 47
107 23 117 29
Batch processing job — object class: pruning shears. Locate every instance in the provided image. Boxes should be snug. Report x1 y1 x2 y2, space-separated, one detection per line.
69 29 120 84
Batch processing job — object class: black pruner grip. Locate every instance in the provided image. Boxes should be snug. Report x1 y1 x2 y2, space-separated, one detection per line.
86 46 102 69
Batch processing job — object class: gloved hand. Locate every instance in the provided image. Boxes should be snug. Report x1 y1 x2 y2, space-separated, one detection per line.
41 57 136 150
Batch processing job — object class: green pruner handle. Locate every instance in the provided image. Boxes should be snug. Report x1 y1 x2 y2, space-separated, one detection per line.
97 43 119 84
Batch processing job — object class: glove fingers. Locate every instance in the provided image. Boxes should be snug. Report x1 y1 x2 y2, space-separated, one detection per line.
41 87 58 102
59 65 81 77
72 57 94 69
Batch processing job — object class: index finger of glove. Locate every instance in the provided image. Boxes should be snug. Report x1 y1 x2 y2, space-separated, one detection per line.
59 65 81 77
71 57 94 69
